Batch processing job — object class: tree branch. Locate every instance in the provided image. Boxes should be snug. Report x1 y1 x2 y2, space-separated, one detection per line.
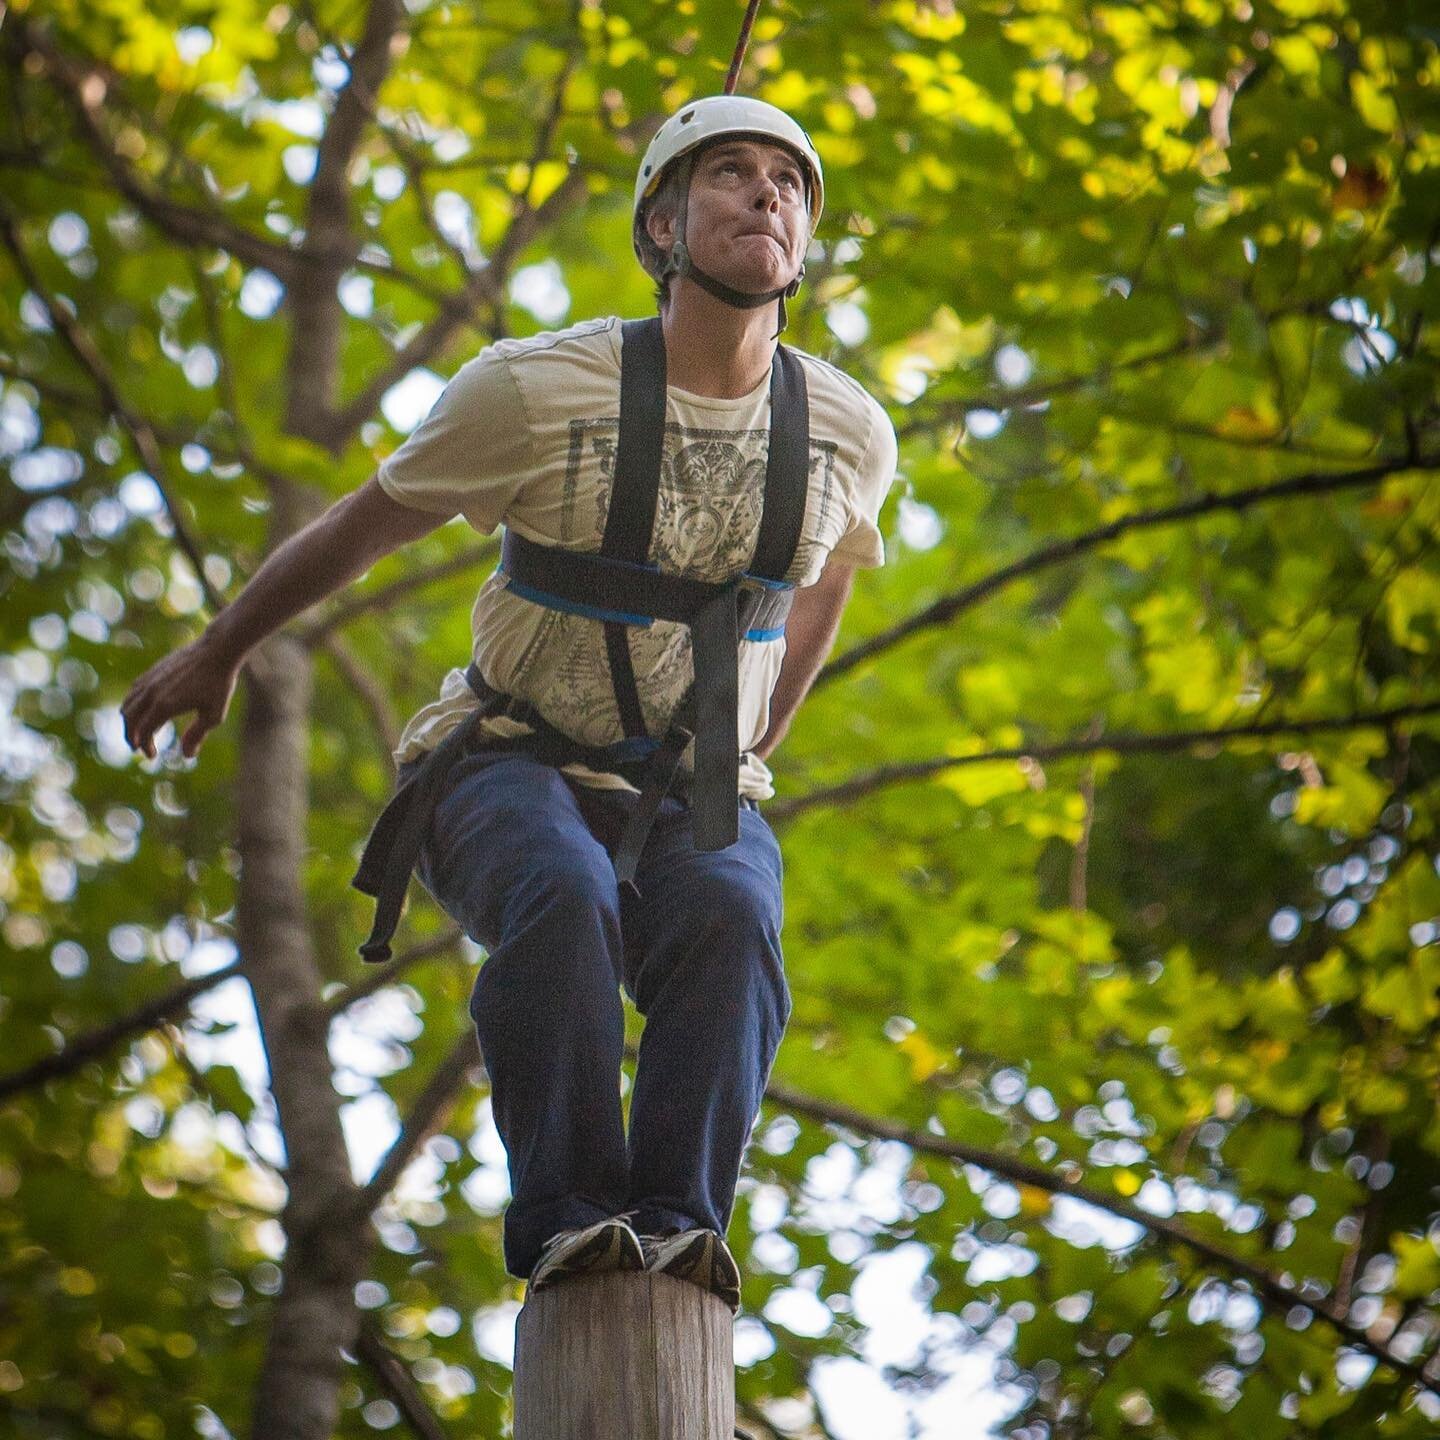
324 927 466 1017
1079 405 1385 461
897 331 1222 440
820 453 1439 685
0 356 301 493
0 924 459 1101
285 0 407 438
759 1079 1436 1393
12 23 299 277
316 630 403 757
0 359 101 415
769 700 1440 822
318 280 497 449
0 958 246 1101
316 54 594 453
353 1317 452 1440
354 1030 484 1220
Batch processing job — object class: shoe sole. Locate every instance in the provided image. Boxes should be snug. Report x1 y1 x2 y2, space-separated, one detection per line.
641 1230 741 1313
529 1219 645 1292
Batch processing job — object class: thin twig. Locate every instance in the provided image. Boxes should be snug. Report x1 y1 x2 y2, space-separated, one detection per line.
354 1318 453 1440
769 699 1440 821
0 198 226 614
354 1031 484 1219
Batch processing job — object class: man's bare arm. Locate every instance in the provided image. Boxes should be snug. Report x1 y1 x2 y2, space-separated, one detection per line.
753 558 856 761
122 476 452 759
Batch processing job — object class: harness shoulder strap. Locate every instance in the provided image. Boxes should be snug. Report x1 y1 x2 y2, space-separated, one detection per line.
748 343 810 584
601 317 668 737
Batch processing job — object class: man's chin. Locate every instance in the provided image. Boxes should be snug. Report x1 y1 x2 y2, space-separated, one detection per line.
701 263 792 299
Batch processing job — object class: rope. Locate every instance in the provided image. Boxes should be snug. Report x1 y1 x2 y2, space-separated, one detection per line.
723 0 765 94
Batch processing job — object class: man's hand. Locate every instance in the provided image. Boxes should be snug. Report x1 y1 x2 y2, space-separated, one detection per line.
121 633 240 761
118 473 454 762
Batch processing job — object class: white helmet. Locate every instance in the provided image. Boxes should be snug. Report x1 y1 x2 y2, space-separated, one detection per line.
632 95 825 241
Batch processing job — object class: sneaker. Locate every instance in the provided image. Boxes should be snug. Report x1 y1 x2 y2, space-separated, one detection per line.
527 1215 645 1294
637 1228 742 1315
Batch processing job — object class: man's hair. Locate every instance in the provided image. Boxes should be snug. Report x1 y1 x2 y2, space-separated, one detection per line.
635 139 812 313
635 162 692 312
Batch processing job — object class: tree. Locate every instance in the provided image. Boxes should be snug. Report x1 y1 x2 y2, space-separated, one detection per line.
1 0 1437 1436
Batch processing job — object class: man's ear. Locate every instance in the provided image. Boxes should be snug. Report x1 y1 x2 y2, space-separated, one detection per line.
645 205 675 252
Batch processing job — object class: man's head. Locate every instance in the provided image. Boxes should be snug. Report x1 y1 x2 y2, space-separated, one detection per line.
632 96 824 318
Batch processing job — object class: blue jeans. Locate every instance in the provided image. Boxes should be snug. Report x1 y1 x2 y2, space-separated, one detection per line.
404 745 792 1279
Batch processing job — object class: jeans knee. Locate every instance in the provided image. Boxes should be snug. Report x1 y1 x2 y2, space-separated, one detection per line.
470 856 623 1017
684 861 782 938
665 873 788 1014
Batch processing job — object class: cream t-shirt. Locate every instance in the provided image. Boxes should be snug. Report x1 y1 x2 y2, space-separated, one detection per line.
378 315 897 800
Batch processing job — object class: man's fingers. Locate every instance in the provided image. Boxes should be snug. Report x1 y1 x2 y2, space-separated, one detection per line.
126 691 181 759
121 672 158 752
123 649 229 759
127 697 158 756
181 710 215 757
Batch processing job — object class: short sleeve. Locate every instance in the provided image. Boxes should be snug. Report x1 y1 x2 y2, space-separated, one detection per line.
829 400 898 569
376 349 534 535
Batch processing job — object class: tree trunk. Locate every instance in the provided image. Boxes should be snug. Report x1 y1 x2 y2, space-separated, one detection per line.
514 1272 735 1439
236 635 371 1440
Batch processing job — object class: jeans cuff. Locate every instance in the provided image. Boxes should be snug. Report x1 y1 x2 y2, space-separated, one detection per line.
621 1202 707 1238
505 1193 620 1278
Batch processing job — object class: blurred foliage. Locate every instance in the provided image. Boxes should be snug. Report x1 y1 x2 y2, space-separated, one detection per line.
1 0 1438 1437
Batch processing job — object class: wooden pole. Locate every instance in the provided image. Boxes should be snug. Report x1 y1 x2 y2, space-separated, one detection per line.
513 1271 735 1439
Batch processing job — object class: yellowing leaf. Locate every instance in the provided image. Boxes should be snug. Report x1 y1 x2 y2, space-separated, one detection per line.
937 760 1032 806
58 1266 96 1296
1018 1184 1053 1217
1392 1232 1440 1299
1272 34 1321 79
1353 1074 1409 1114
1351 72 1399 133
897 1030 949 1082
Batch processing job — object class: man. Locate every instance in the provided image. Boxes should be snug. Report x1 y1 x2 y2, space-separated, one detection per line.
122 96 897 1315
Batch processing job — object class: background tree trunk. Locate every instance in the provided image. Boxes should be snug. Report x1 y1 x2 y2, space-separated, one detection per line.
236 635 372 1440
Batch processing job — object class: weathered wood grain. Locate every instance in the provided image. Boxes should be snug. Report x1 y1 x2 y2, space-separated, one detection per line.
514 1270 734 1439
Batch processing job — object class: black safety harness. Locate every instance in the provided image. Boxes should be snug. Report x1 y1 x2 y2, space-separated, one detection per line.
351 316 810 964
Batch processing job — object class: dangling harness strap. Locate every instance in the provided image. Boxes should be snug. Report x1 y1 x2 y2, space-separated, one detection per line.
351 316 809 963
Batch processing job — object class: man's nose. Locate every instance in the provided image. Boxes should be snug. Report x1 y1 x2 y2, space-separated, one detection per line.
752 178 781 210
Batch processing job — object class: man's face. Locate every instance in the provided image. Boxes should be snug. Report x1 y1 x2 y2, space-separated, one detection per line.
648 138 810 297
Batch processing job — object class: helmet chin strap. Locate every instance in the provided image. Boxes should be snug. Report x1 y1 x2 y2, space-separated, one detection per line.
659 155 804 338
